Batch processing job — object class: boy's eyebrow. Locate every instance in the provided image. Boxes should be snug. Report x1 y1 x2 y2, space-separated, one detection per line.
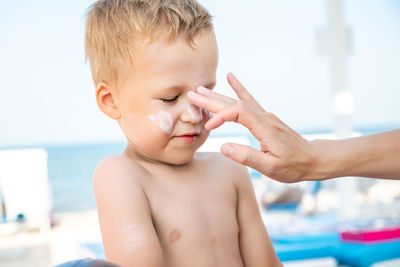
160 81 216 92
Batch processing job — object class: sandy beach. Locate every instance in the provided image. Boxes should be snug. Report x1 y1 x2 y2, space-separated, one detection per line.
0 210 102 267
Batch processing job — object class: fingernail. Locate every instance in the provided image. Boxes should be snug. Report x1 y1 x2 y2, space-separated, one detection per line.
197 86 211 96
221 144 234 157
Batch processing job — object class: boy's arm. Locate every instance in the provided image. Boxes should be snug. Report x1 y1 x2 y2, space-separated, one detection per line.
235 165 282 267
93 156 165 267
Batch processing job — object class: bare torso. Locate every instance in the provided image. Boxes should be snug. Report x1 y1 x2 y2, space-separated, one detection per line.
136 152 244 267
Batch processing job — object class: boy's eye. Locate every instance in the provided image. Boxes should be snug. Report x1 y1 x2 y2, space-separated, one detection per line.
160 95 179 103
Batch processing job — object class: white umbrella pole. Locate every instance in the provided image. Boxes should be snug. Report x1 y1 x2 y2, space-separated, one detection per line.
327 0 358 218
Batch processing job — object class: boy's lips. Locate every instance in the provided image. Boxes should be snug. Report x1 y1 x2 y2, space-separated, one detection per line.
175 132 200 143
177 131 200 137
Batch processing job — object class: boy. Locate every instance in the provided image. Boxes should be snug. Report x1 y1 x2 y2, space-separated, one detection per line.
85 0 282 266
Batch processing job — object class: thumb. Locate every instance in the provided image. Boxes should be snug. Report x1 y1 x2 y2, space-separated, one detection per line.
220 143 271 174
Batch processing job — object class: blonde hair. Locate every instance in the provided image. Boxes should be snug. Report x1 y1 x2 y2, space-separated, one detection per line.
85 0 213 88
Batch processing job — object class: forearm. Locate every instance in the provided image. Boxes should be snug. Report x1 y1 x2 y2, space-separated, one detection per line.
309 129 400 180
188 76 400 183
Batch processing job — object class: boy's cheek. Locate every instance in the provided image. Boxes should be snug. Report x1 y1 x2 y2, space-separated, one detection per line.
119 113 158 143
148 110 175 135
119 113 141 143
119 112 176 145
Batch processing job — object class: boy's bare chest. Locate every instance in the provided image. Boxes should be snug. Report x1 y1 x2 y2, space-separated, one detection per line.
135 157 244 266
143 172 239 252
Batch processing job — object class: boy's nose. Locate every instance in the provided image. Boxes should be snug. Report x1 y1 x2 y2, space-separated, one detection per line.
180 103 203 124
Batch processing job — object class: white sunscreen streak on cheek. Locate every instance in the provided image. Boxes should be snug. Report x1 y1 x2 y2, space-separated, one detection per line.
121 223 146 252
187 104 203 121
148 110 173 134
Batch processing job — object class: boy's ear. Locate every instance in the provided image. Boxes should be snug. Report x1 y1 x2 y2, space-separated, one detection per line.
96 82 121 120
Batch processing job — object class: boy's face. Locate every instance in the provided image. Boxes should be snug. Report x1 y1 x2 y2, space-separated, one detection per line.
116 30 218 165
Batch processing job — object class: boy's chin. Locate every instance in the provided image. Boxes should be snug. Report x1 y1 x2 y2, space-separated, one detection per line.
170 158 193 166
162 152 195 166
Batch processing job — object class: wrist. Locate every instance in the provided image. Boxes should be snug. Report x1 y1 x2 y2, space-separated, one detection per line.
307 139 341 181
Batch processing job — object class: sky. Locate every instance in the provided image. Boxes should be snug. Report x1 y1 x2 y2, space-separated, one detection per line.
1 0 399 147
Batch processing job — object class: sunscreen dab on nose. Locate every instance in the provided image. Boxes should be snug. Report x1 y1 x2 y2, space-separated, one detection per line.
186 103 203 121
148 110 173 134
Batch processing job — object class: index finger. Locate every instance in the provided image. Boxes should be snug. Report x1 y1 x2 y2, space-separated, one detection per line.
187 88 235 113
227 73 264 111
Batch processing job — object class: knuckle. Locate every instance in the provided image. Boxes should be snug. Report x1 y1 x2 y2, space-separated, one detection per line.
235 150 251 165
273 123 285 133
266 112 278 120
264 113 285 132
267 159 281 174
235 100 246 111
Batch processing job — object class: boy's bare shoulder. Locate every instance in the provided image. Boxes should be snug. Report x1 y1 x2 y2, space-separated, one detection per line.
92 154 149 192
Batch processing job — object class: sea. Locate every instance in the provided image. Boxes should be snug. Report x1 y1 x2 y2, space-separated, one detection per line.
1 125 398 214
44 142 126 213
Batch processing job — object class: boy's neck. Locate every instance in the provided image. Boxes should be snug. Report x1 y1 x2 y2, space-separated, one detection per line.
123 145 194 167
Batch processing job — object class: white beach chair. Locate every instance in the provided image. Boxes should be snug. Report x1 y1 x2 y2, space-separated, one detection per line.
0 148 52 233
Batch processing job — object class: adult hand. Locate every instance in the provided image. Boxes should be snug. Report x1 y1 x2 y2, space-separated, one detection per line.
188 73 320 183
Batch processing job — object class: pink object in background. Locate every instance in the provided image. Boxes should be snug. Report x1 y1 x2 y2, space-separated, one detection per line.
340 227 400 243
